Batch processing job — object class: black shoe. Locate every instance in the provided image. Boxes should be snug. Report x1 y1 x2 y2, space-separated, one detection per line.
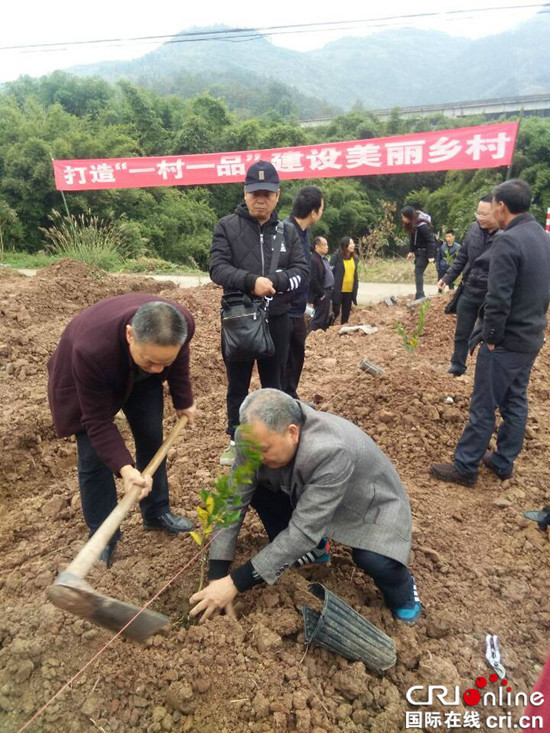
447 366 466 376
482 451 513 480
143 511 194 534
430 463 477 487
99 540 117 569
523 507 550 531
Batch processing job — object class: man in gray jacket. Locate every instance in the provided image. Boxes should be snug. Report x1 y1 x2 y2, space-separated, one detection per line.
190 389 421 625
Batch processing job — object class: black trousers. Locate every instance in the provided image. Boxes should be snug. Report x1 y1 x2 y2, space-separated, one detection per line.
224 312 290 438
333 292 354 325
308 288 333 333
414 260 428 300
75 376 170 540
283 315 307 399
250 482 412 609
450 289 485 372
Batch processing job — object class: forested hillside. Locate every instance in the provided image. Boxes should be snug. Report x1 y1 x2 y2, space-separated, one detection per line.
65 13 550 111
1 73 549 269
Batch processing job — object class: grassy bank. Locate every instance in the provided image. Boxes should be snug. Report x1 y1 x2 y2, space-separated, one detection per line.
359 258 439 284
1 253 440 284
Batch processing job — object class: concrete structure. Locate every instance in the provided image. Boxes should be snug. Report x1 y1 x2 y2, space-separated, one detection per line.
301 94 550 127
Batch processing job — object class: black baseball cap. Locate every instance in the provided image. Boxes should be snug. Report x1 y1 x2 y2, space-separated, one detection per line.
244 160 280 193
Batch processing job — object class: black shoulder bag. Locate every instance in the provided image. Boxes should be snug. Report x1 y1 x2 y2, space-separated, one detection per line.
444 281 465 315
221 222 284 362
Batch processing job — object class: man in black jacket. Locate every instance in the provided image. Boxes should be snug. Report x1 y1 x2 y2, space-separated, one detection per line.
308 236 334 332
210 160 308 466
431 180 550 486
282 186 324 398
439 195 499 376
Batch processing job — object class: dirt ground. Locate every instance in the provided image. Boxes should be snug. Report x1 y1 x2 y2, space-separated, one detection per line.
0 260 548 733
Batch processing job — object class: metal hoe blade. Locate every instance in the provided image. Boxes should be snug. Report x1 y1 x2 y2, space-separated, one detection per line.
48 573 171 643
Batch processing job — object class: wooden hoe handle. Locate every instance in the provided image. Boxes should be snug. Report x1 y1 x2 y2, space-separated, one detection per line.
64 414 189 579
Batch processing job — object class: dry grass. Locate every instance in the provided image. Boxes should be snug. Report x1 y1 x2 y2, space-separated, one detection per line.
358 257 439 284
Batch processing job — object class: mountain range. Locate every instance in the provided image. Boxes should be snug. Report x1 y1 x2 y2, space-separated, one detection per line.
68 12 550 115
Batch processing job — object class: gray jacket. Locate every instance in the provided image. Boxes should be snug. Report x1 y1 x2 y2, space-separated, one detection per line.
209 405 412 585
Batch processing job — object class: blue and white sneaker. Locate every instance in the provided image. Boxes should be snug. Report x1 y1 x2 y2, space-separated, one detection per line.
293 538 331 568
391 576 422 625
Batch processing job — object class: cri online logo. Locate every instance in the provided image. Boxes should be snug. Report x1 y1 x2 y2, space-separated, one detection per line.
407 675 544 708
464 675 512 706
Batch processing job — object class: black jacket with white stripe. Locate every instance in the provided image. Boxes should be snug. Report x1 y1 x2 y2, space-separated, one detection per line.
209 204 308 316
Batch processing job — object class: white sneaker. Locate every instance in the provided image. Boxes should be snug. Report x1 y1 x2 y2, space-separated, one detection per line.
220 440 236 466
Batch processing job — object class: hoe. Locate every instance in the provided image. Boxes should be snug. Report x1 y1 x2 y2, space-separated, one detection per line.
48 415 189 642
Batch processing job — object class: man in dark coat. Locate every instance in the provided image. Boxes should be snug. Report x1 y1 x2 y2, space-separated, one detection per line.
189 389 421 626
435 229 461 289
282 185 324 398
431 180 550 486
47 293 196 566
308 235 334 332
439 195 499 376
209 160 308 466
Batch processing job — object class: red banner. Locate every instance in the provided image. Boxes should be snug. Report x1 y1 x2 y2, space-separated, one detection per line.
52 122 518 191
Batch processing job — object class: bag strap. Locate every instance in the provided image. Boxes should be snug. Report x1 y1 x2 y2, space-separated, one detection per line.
268 221 285 275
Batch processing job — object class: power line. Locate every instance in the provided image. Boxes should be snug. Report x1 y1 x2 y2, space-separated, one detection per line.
0 3 548 55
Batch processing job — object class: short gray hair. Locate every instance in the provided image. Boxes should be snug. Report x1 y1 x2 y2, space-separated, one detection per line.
131 302 187 346
239 389 304 434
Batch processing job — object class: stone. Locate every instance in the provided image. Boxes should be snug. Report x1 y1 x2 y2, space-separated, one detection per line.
292 690 308 711
166 682 195 714
14 660 34 683
332 663 369 700
80 695 101 717
154 707 167 723
252 691 270 719
253 623 282 654
193 677 211 694
42 495 68 517
295 708 311 731
493 497 513 509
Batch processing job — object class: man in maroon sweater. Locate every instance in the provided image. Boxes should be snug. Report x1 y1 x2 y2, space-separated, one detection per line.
48 293 196 566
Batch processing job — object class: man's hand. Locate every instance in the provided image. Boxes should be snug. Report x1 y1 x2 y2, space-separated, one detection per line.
176 402 197 426
406 252 414 261
253 277 276 297
487 343 495 351
437 279 447 290
189 576 238 623
120 464 152 501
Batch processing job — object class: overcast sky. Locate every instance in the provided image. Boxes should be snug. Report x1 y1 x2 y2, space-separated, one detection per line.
0 0 542 83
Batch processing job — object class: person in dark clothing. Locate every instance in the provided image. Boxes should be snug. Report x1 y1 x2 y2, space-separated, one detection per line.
401 206 436 300
209 160 308 466
308 236 334 332
439 195 499 376
330 236 359 325
431 179 550 487
436 230 461 290
282 186 324 399
47 294 197 567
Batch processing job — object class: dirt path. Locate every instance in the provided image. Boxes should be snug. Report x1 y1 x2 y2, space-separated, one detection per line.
15 268 439 305
1 261 548 733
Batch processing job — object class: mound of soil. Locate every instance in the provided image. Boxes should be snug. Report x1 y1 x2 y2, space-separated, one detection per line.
0 262 548 732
